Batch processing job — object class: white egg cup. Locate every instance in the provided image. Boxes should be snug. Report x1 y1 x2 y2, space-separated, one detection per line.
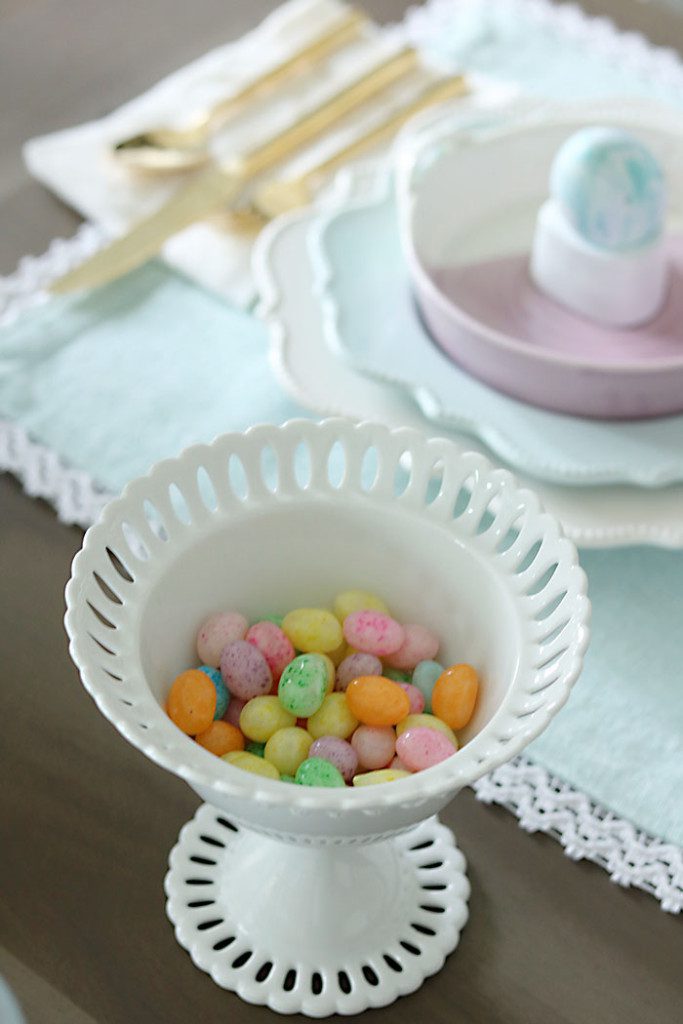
65 420 589 1017
530 198 669 328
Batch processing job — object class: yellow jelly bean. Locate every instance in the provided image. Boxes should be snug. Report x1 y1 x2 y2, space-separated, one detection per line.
222 750 280 780
307 693 359 740
395 713 457 747
264 727 313 776
333 590 389 622
240 696 295 743
282 608 343 653
316 653 336 693
352 769 412 786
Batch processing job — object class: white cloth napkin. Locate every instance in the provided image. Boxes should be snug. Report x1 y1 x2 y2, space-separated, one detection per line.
24 0 513 307
24 0 414 307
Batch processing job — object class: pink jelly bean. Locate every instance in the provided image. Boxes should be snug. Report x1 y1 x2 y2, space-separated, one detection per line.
224 696 246 727
343 611 405 657
351 725 396 770
335 652 382 692
220 640 272 700
384 623 440 671
396 726 456 771
397 682 426 715
246 621 295 682
196 611 248 667
310 736 358 783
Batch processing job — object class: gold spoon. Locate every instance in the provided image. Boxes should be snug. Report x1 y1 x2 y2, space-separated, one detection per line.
113 8 368 173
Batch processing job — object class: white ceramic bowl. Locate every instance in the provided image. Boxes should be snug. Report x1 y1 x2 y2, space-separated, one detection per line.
64 419 589 1014
65 418 588 838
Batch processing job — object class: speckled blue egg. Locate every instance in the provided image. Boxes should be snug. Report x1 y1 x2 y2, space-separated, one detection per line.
199 665 229 719
549 126 666 252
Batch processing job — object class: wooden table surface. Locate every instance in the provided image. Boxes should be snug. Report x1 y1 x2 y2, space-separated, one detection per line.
1 2 681 1022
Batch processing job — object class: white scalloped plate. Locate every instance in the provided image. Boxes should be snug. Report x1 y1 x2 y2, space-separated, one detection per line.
252 169 683 549
312 165 683 489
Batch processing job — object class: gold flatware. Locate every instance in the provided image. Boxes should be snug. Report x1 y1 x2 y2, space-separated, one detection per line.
253 74 469 219
113 8 368 173
50 46 419 294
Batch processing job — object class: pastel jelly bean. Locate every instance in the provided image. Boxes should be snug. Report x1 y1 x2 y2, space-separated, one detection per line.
411 660 443 712
309 736 358 783
396 726 456 771
383 668 410 683
307 693 359 740
223 750 280 780
333 590 389 622
246 621 295 682
432 664 479 730
220 640 272 700
196 611 248 667
239 696 296 742
166 669 216 735
345 676 410 726
351 725 396 770
278 654 329 717
281 774 296 783
390 756 411 772
224 696 246 728
282 608 343 654
335 652 383 692
352 768 412 786
198 665 229 719
262 614 284 627
328 639 350 667
384 623 440 671
395 713 457 747
343 611 405 657
246 741 266 757
295 756 346 787
317 653 336 694
397 682 426 715
196 720 245 756
264 727 313 776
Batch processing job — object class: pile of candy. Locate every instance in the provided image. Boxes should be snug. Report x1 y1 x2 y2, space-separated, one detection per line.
165 590 480 788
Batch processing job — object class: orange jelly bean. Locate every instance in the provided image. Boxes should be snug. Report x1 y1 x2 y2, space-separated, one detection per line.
195 720 244 756
166 669 216 735
346 675 411 727
431 664 479 730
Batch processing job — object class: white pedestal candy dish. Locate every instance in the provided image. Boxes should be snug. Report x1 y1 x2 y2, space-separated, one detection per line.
65 419 589 1016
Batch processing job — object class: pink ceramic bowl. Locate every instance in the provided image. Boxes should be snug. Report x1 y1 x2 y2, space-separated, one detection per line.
397 101 683 420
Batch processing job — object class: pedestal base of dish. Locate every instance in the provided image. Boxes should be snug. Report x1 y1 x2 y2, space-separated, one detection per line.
164 804 469 1017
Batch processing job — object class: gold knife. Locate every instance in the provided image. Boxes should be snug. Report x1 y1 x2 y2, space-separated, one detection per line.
50 46 418 294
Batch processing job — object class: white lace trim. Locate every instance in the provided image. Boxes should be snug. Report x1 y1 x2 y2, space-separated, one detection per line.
0 1 681 914
473 756 683 913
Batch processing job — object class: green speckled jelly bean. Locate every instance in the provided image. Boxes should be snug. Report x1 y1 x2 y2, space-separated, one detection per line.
411 660 443 712
295 756 346 788
262 614 284 627
383 668 410 683
246 741 266 758
281 774 297 783
278 654 328 717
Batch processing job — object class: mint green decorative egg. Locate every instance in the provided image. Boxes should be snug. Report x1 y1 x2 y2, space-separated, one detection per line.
550 126 666 252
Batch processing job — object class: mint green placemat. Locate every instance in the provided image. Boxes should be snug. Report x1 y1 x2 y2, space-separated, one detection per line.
1 260 681 847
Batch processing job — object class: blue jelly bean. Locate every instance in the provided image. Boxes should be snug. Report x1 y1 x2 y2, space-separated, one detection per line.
411 660 443 713
199 665 229 719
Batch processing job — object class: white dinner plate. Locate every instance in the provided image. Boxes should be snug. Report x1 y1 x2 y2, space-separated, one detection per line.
252 168 683 549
